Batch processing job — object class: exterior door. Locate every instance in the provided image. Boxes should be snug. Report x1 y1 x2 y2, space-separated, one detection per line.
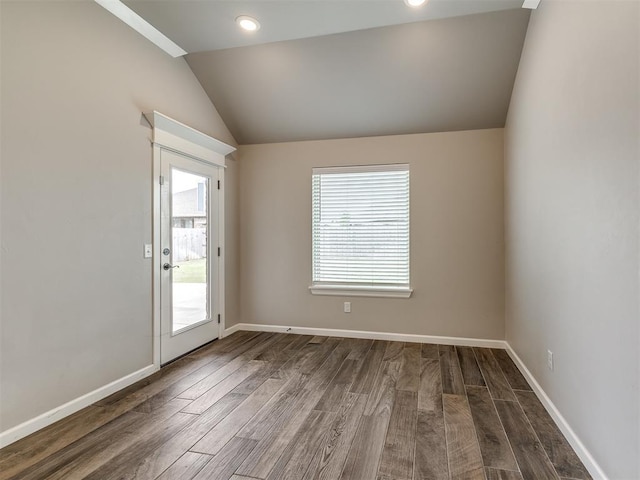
160 149 220 364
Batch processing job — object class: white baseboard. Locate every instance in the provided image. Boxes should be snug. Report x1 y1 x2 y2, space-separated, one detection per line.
504 345 608 480
0 364 158 449
224 322 507 349
222 322 243 337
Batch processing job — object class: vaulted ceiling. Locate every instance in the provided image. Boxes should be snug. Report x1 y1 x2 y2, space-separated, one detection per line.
123 1 531 144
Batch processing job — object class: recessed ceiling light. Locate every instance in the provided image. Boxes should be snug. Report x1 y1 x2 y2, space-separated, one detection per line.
404 0 428 7
236 15 261 32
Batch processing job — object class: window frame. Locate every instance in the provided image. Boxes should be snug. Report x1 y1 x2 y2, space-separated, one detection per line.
309 163 412 298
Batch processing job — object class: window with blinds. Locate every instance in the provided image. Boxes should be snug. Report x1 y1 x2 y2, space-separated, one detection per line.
311 164 410 295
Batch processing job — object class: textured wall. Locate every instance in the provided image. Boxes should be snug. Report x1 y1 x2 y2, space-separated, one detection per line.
238 129 505 339
504 1 639 477
0 1 237 430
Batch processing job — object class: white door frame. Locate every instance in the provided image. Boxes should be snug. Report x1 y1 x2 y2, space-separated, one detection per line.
146 111 235 369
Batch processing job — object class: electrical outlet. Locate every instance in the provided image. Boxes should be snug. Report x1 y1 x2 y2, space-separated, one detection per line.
547 350 554 371
344 302 351 313
144 244 153 258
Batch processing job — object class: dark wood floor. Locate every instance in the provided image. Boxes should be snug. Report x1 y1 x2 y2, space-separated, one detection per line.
0 331 592 480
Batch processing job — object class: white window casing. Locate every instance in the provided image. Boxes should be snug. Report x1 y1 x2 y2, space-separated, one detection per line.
310 164 412 298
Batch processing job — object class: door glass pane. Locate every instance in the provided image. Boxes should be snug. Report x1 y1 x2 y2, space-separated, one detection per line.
171 168 209 332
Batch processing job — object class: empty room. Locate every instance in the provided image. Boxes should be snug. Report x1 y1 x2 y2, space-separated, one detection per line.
0 0 638 479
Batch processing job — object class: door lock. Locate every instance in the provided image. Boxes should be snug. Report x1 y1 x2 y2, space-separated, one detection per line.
163 263 180 271
163 248 171 256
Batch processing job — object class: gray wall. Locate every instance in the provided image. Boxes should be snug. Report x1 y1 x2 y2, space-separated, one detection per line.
238 129 505 339
0 1 238 431
225 155 241 329
504 1 639 478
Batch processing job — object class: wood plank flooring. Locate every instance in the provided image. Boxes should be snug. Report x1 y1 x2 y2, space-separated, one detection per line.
0 332 591 480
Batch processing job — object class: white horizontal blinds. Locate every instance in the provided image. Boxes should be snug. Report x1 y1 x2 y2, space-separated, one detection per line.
312 164 410 287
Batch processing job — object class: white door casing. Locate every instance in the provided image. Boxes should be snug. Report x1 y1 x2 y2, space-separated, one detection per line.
147 111 235 367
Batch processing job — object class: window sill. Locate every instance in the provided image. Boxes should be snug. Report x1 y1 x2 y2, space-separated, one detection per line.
309 285 413 298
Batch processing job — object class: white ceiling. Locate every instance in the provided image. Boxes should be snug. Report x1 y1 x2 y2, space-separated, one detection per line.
124 0 526 53
118 1 531 144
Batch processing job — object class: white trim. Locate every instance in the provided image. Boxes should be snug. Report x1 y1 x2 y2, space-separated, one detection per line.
522 0 541 9
0 364 157 449
152 143 229 169
311 165 411 288
218 168 226 339
152 143 162 368
312 163 409 175
505 344 608 480
223 323 506 349
94 1 187 57
144 111 236 167
150 112 234 367
223 323 244 336
309 285 413 298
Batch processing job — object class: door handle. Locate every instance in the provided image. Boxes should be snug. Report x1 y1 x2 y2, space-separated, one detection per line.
163 263 180 271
